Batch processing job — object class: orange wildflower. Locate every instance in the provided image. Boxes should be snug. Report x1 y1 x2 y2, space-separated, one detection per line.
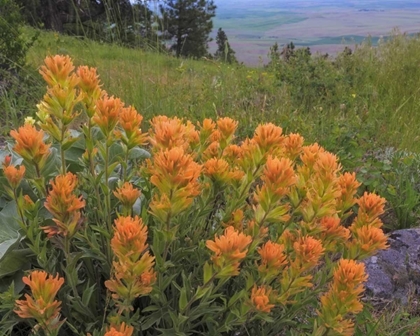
43 173 85 238
251 285 275 313
198 118 216 144
149 116 190 150
39 54 77 87
110 216 148 261
77 65 103 116
357 192 386 222
350 225 388 257
106 216 156 311
259 156 296 197
300 143 324 169
3 164 25 189
283 133 304 160
10 124 51 169
93 95 123 137
3 154 11 167
257 241 287 278
222 144 242 162
116 106 148 148
337 172 361 213
217 117 238 147
203 158 244 183
114 182 141 210
293 236 325 268
318 259 368 334
15 270 64 333
252 123 284 154
206 226 252 277
202 141 220 160
319 216 350 248
105 322 134 336
148 147 201 220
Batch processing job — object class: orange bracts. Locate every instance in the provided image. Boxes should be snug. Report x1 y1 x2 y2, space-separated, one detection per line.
15 270 64 333
293 236 325 268
113 182 141 210
93 95 123 137
252 123 284 154
217 117 238 142
149 116 198 151
43 173 85 238
110 216 149 262
10 124 51 170
318 259 368 335
257 241 287 275
206 226 252 277
116 106 148 149
39 55 77 88
105 322 134 336
203 158 244 184
3 164 25 189
105 216 156 312
148 147 201 222
251 286 275 313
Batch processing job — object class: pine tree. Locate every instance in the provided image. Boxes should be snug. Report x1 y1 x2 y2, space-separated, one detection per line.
214 28 237 64
160 0 216 58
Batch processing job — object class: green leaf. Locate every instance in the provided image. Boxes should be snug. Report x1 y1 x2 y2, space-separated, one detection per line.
179 287 188 311
128 147 151 160
203 262 213 283
0 202 22 261
0 248 31 278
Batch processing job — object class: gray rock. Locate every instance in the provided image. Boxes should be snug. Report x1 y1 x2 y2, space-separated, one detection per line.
363 228 420 305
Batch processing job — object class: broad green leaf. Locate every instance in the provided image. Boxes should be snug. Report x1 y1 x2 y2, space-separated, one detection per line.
0 248 31 278
0 202 22 261
179 287 188 311
128 147 151 160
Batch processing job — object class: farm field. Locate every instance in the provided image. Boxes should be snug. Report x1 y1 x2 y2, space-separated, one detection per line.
210 0 420 64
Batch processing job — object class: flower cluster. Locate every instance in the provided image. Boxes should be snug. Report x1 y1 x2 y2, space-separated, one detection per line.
43 173 85 239
105 216 156 313
15 270 65 335
317 259 368 335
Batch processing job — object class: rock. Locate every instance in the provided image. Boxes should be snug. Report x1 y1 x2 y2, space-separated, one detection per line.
363 228 420 305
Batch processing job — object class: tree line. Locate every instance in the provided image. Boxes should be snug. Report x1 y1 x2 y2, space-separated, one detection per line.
11 0 237 63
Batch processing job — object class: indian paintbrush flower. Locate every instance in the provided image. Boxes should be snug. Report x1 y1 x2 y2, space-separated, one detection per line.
104 322 134 336
15 270 65 335
10 124 51 171
43 173 85 238
105 216 156 313
3 164 25 190
113 182 141 214
206 226 252 277
250 285 275 313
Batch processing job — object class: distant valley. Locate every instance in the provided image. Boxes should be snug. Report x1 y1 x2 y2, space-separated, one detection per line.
209 0 420 65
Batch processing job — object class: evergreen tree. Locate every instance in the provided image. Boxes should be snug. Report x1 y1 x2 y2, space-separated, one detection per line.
214 28 237 63
160 0 216 58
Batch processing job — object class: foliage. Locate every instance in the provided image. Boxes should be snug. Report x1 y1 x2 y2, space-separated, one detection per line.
356 148 420 231
0 55 389 335
160 0 216 58
0 0 38 70
214 28 237 64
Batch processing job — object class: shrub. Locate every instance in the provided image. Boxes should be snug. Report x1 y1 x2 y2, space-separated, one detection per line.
0 55 388 335
0 0 37 70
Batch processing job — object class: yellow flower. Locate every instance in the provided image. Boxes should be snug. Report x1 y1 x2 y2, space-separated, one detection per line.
24 117 36 125
15 271 64 333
